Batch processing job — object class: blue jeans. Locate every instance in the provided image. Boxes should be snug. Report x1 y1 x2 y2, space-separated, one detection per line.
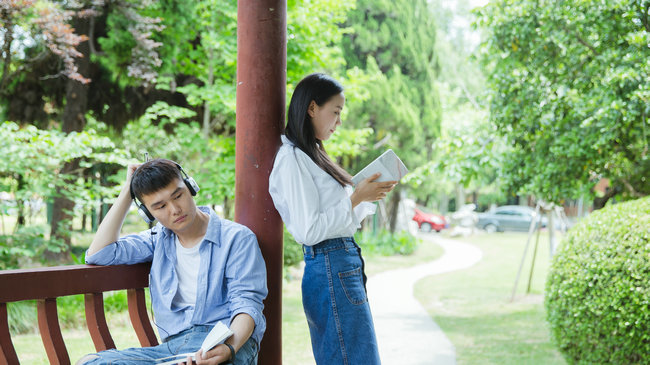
81 325 258 365
302 237 381 365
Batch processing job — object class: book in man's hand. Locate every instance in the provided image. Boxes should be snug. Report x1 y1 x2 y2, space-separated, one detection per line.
352 149 409 186
154 321 234 365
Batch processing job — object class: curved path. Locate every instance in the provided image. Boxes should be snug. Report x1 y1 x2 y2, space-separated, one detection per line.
367 234 483 365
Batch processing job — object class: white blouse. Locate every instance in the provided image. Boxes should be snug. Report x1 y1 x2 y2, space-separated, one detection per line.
269 135 376 246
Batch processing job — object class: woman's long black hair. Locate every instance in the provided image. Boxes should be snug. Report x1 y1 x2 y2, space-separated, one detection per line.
285 73 352 187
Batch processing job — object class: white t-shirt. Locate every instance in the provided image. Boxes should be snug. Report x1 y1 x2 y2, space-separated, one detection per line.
172 235 203 309
268 135 376 246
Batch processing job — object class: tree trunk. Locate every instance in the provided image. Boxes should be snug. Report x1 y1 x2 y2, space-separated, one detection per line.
387 186 401 233
592 185 620 210
48 16 91 261
15 174 26 229
455 184 465 210
0 8 14 93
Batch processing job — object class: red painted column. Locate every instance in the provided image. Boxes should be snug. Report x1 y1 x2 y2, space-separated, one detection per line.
235 1 286 364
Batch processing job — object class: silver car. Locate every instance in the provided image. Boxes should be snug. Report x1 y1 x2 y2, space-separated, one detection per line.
477 205 547 233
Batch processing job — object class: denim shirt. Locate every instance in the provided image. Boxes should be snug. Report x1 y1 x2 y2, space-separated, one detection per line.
85 206 268 345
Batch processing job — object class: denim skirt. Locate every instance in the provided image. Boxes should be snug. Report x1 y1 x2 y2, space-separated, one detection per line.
302 237 381 365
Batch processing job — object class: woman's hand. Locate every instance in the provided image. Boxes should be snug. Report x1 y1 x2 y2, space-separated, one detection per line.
350 172 397 208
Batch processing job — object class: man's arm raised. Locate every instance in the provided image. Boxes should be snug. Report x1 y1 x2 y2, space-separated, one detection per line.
87 164 140 256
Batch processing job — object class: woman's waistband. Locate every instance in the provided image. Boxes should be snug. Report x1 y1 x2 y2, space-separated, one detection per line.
303 237 356 257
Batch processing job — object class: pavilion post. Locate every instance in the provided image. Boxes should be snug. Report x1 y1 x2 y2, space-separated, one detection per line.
235 1 286 364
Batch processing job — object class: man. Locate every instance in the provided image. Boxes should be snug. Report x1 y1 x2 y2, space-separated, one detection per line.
78 158 267 365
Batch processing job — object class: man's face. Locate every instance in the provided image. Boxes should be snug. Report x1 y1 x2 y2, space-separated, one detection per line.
140 178 197 233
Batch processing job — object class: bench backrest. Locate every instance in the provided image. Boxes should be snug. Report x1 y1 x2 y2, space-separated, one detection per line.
0 263 158 365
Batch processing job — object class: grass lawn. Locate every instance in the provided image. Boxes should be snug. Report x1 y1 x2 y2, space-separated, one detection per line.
415 231 567 365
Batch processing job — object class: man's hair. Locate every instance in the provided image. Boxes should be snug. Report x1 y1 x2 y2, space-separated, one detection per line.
131 158 183 201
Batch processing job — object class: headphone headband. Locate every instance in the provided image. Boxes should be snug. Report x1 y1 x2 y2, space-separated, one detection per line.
130 158 200 224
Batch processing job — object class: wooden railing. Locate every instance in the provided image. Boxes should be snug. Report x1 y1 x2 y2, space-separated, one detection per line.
0 263 157 364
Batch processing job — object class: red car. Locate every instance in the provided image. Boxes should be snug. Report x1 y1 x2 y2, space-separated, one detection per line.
412 208 447 232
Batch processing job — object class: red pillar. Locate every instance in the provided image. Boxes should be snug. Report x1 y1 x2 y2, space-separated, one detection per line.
235 1 286 364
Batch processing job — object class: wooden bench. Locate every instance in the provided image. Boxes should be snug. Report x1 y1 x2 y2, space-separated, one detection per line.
0 263 157 364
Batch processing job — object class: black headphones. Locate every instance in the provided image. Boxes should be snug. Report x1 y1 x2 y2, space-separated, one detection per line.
130 161 200 224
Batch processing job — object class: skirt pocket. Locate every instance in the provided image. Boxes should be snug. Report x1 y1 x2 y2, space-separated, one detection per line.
338 267 368 305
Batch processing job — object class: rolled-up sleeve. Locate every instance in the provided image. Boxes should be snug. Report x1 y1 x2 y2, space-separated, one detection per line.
225 231 268 344
85 230 155 265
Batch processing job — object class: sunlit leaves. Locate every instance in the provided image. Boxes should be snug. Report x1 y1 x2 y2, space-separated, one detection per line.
477 0 650 203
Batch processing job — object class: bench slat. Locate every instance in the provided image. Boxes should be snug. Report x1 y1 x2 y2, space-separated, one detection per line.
37 298 70 365
127 288 159 347
84 293 116 352
0 303 19 364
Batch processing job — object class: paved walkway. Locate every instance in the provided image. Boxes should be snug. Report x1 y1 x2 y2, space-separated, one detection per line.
367 234 483 365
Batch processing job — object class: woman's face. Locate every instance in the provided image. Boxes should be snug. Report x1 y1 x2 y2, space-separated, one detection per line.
309 92 345 141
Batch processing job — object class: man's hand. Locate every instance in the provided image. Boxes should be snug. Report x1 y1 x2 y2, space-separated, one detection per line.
176 344 232 365
87 163 143 256
126 163 140 187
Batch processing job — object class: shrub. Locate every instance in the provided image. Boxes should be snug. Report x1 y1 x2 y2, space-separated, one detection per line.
281 227 419 271
545 196 650 364
356 229 418 256
0 225 66 270
7 301 36 334
283 227 303 269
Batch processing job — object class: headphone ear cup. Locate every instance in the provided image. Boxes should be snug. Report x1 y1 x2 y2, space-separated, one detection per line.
184 177 200 196
138 205 155 224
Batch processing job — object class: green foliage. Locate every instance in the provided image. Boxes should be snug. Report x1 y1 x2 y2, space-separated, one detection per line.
7 290 133 335
7 301 36 335
0 121 131 260
0 225 66 269
545 197 650 364
356 229 419 256
476 0 650 203
282 227 303 269
287 0 354 84
283 227 420 269
341 0 442 215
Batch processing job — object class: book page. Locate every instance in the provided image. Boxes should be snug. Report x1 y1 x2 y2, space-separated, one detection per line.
154 321 233 365
352 149 408 185
155 353 195 365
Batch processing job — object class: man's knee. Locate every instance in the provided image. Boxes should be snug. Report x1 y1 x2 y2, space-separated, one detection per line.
75 354 99 365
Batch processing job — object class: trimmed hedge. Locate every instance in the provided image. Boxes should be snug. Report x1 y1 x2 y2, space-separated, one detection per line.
545 196 650 364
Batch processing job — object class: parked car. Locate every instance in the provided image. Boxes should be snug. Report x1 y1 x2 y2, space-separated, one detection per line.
477 205 547 233
412 208 447 232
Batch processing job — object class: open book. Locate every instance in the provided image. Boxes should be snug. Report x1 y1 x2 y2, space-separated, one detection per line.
155 321 234 365
352 149 409 186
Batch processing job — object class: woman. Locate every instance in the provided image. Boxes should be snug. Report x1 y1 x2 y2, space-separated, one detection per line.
269 73 397 364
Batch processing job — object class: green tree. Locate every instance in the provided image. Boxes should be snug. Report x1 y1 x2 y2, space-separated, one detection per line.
341 0 441 231
0 121 129 264
476 0 650 207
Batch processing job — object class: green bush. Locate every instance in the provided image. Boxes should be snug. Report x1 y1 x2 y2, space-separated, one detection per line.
283 227 303 269
281 227 419 271
0 225 66 270
7 301 36 334
545 196 650 364
356 229 418 256
7 290 135 334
